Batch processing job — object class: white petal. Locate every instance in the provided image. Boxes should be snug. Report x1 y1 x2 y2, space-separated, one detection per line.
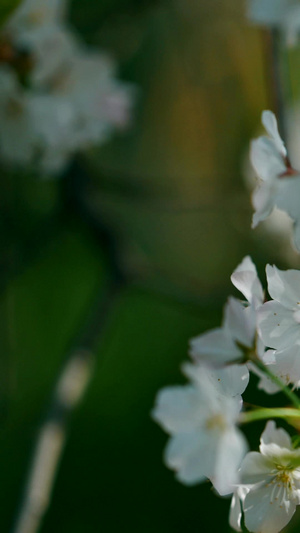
164 431 214 486
182 362 249 397
260 420 292 452
212 428 248 495
262 110 287 157
240 451 274 485
250 137 286 182
221 364 250 395
223 297 255 348
266 264 300 308
248 356 281 395
229 487 249 532
210 363 249 397
257 301 300 350
231 256 264 305
276 176 300 221
152 386 203 434
263 346 300 390
189 327 241 366
243 484 296 533
252 181 277 228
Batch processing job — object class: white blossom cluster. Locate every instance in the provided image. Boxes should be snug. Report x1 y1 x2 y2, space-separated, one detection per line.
247 0 300 46
152 5 300 533
0 0 133 175
251 110 300 251
153 255 300 533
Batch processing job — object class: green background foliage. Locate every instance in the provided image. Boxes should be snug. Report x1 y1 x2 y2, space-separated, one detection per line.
0 0 20 26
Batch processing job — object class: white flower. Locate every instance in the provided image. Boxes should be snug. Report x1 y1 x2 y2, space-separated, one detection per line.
231 255 264 308
189 298 252 366
0 0 134 175
5 0 67 38
231 421 300 533
28 27 78 87
50 52 134 147
247 0 300 47
0 69 76 173
249 347 300 393
190 256 263 366
258 264 300 351
152 363 248 495
250 110 300 250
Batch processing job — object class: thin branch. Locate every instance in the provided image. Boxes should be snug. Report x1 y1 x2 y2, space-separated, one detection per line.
11 279 122 533
239 406 300 425
11 160 126 533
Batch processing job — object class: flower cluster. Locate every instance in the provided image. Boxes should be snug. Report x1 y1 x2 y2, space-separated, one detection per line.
0 0 133 175
153 253 300 532
250 111 300 251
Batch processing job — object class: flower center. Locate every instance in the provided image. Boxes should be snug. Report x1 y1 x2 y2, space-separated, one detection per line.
205 414 226 431
27 9 47 26
276 470 291 485
267 468 295 506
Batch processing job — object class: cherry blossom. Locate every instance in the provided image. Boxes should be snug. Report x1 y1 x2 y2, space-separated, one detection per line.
0 0 133 175
258 265 300 351
152 362 248 495
190 256 263 366
250 110 300 250
231 421 300 533
249 346 300 394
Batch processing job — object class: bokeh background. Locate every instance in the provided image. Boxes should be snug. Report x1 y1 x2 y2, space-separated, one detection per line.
2 0 300 531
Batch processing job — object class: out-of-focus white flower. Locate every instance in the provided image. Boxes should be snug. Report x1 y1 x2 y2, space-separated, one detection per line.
190 256 263 366
0 0 134 175
258 264 300 351
0 67 75 172
247 0 300 46
5 0 68 39
251 111 300 250
182 361 249 397
231 421 300 533
29 27 78 87
152 362 248 495
50 52 134 147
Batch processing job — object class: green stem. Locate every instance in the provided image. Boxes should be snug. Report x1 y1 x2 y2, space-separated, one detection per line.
250 359 300 409
239 407 300 425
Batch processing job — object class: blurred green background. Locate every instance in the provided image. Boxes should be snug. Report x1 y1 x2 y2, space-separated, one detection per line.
2 0 300 532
